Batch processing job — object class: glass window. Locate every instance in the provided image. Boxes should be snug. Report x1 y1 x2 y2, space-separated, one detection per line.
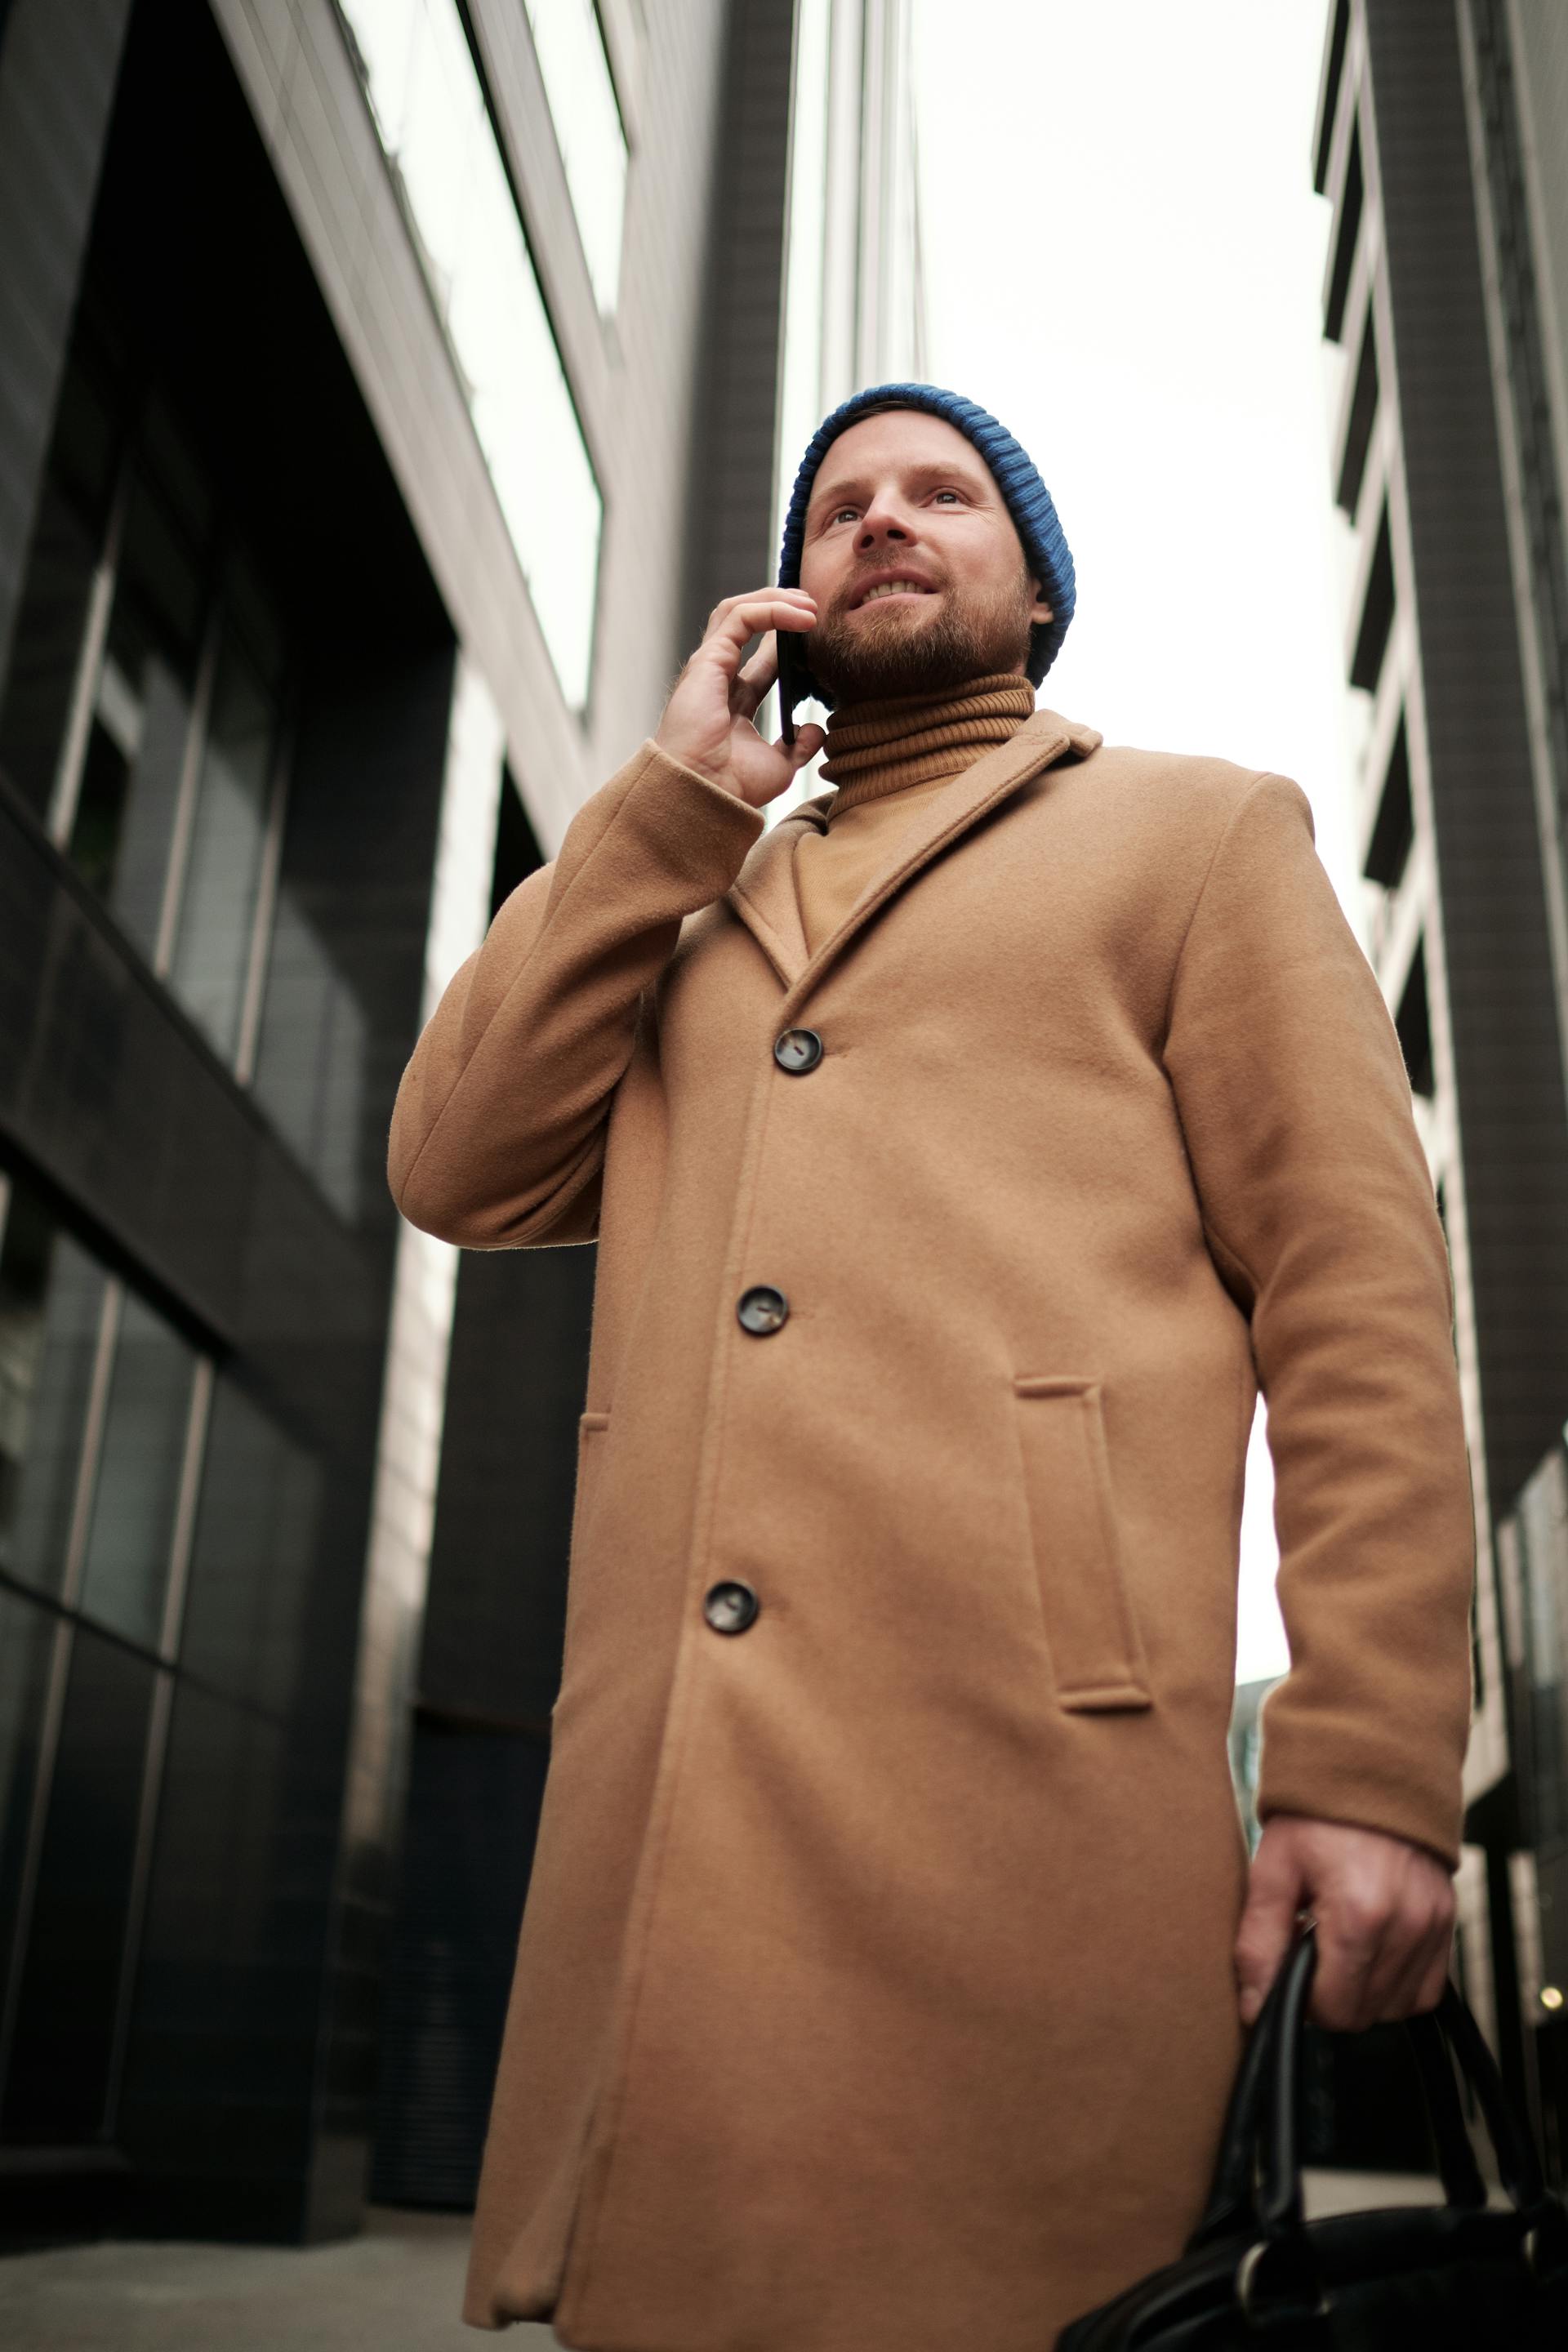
523 0 628 314
0 1178 202 1640
0 354 120 822
71 455 210 956
0 1590 56 2042
341 0 603 707
0 329 295 1097
252 888 368 1223
177 1378 323 1715
0 1627 158 2138
166 604 284 1062
75 1294 198 1651
128 1683 290 2020
0 1197 110 1602
0 1174 212 2140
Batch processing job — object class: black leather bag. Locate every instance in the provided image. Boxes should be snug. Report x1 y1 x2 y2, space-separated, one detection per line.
1055 1926 1568 2347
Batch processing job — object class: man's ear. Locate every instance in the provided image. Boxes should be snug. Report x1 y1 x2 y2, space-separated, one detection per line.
1028 577 1054 627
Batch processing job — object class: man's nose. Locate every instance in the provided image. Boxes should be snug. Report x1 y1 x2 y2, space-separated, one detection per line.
856 504 912 551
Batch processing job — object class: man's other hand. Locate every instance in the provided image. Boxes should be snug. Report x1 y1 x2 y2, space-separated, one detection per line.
1234 1813 1456 2032
656 589 826 808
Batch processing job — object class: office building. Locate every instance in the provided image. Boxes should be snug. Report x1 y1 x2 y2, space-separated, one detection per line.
774 0 924 518
0 0 804 2243
1312 0 1568 2179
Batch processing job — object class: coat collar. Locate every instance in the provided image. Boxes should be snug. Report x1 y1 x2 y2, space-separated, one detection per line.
725 707 1102 1000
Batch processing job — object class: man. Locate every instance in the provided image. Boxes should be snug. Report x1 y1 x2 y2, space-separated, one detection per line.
389 383 1473 2348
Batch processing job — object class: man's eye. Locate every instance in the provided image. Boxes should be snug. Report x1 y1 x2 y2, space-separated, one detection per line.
933 489 961 504
831 506 859 524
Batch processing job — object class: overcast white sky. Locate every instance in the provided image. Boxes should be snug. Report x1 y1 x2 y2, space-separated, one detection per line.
911 0 1348 1683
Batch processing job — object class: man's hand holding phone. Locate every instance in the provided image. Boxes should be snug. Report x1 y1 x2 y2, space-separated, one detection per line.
656 588 826 808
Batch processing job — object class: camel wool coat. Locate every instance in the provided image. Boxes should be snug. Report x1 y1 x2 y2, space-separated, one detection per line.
387 709 1475 2350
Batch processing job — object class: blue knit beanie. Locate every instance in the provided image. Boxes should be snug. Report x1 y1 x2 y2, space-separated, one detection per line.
777 381 1075 711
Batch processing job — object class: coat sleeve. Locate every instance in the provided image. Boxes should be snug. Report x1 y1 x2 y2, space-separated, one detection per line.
1162 771 1475 1869
387 738 764 1248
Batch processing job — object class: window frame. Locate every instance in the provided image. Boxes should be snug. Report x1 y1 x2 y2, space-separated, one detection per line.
0 1169 217 2136
22 391 293 1078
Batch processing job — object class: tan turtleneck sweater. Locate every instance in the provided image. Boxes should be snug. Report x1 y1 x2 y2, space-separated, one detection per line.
791 674 1038 955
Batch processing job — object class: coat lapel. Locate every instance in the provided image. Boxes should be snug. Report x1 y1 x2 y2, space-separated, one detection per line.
724 813 816 987
725 707 1102 1000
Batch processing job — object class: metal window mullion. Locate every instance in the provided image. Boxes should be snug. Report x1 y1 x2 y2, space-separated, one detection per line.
45 460 133 851
101 1659 176 2139
150 599 225 981
156 1355 213 1663
58 1276 124 1614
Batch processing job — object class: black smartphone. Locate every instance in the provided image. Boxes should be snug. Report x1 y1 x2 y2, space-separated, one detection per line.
777 624 803 748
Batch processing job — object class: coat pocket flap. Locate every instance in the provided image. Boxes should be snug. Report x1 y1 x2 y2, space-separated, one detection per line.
1013 1376 1152 1713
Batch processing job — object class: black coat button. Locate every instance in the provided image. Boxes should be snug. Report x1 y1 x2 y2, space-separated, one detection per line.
774 1027 823 1074
703 1580 760 1635
737 1285 789 1334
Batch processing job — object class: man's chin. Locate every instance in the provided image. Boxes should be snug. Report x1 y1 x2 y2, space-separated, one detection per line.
845 592 942 629
809 604 963 702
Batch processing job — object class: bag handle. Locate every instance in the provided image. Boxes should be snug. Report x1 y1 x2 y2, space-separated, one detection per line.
1427 1974 1548 2213
1188 1922 1536 2254
1406 2005 1488 2212
1187 1922 1312 2248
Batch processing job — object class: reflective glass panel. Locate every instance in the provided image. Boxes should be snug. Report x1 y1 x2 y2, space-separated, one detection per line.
177 1377 322 1714
252 886 368 1223
167 618 281 1061
0 1628 158 2137
72 459 207 954
0 1589 56 2039
0 354 120 821
76 1294 198 1651
341 0 603 706
523 0 628 313
0 1196 109 1601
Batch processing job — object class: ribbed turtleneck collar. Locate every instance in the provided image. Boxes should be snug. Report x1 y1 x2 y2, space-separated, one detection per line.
819 673 1038 813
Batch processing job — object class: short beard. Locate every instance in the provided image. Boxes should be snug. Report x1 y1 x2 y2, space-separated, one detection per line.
804 564 1036 705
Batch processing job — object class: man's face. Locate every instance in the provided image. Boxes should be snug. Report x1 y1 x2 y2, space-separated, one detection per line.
796 410 1054 702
